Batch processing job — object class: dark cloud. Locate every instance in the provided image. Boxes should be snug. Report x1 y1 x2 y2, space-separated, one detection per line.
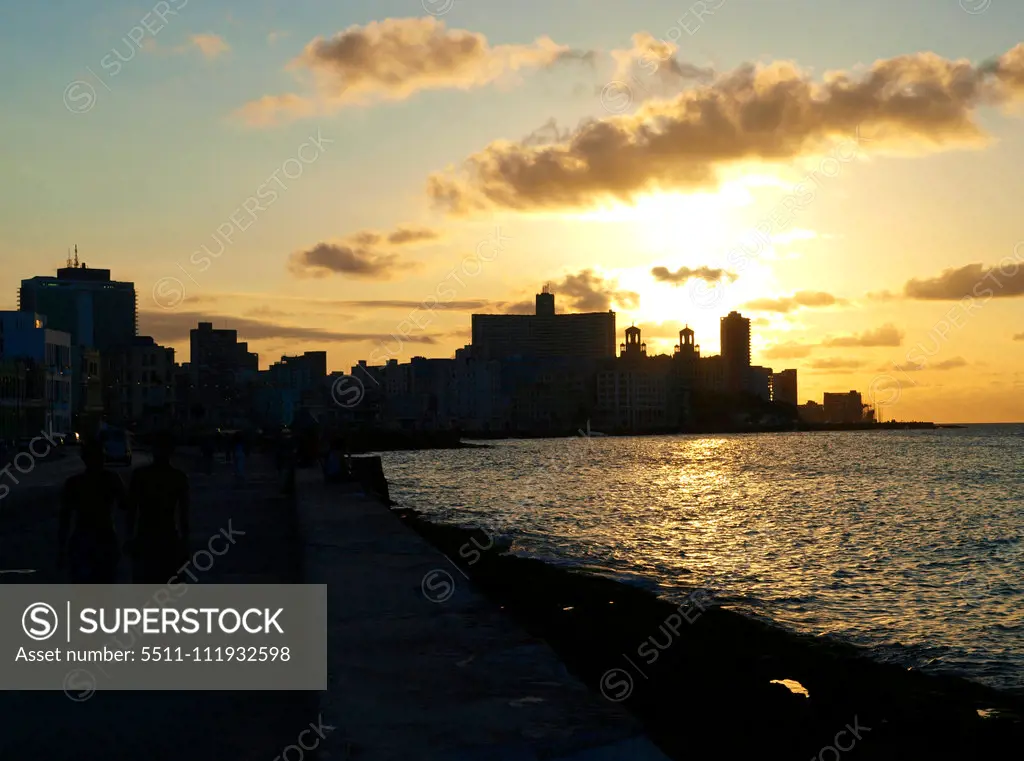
823 324 903 347
352 226 442 246
288 242 406 279
651 265 736 285
743 291 847 313
139 311 440 345
428 43 1024 214
1015 333 1024 341
903 262 1024 300
546 270 640 311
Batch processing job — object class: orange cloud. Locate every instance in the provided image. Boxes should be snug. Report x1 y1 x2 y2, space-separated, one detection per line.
235 17 591 126
428 43 1024 214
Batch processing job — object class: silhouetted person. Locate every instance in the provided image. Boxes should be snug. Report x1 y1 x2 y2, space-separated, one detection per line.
58 440 127 583
127 431 190 584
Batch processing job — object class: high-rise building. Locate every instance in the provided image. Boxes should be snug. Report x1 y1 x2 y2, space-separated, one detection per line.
720 311 751 394
18 256 137 351
772 369 798 406
471 288 616 360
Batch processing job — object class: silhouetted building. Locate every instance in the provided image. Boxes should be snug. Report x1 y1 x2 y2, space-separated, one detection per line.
799 400 827 424
823 391 865 423
0 359 33 440
0 312 72 433
772 369 798 406
721 311 751 394
102 336 176 433
71 346 103 437
749 365 773 402
471 288 616 360
18 256 137 351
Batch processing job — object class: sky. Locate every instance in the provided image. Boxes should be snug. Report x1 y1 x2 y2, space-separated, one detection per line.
1 0 1023 423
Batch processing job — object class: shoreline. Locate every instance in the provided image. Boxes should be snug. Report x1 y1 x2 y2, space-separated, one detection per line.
391 505 1023 759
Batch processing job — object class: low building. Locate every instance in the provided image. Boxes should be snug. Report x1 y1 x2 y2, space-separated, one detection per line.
772 369 798 406
0 311 72 434
102 336 176 434
823 391 865 424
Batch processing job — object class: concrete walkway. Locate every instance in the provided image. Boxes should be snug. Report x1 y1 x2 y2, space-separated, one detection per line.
295 468 670 761
0 454 319 761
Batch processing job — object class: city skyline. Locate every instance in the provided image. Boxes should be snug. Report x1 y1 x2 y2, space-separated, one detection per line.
2 1 1024 422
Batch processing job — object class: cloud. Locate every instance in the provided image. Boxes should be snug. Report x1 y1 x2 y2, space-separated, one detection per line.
350 226 442 246
494 299 536 315
428 43 1024 214
288 224 440 279
288 242 408 279
903 262 1024 300
651 265 736 285
235 17 590 126
823 323 903 347
139 311 439 345
234 94 318 127
545 270 640 311
267 31 289 46
1015 333 1024 341
522 118 574 147
176 291 491 311
609 32 715 97
807 357 866 370
189 33 230 59
763 341 816 359
743 291 847 313
892 356 968 372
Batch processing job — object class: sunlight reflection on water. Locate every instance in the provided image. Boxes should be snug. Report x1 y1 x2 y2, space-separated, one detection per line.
383 425 1024 692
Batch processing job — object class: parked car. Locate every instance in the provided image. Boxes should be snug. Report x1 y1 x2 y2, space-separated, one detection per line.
101 429 132 466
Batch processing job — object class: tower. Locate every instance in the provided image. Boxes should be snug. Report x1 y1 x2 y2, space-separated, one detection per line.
675 325 699 358
535 284 555 317
620 324 646 359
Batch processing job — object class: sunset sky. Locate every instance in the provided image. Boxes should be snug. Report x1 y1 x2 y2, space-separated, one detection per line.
1 0 1023 422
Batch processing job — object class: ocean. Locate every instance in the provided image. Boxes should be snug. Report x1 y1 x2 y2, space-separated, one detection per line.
382 424 1024 693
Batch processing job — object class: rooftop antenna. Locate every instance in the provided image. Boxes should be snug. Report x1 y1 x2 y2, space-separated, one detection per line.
66 248 71 268
73 245 79 268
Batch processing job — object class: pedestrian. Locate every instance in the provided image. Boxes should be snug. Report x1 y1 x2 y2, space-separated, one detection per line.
126 431 190 584
58 440 127 583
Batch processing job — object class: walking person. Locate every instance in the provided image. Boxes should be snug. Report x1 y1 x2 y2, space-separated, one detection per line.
126 431 190 584
58 441 127 583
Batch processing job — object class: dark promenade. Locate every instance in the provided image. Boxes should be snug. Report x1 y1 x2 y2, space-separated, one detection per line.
295 465 669 760
0 448 318 761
